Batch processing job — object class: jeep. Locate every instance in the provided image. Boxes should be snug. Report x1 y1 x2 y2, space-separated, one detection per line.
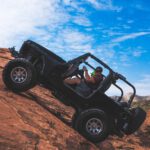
2 40 146 143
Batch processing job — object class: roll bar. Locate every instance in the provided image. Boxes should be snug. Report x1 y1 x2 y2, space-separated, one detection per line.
90 54 113 72
85 61 124 102
86 54 136 106
115 73 136 106
114 83 124 102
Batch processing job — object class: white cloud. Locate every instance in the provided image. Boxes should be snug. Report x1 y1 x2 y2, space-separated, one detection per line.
102 29 123 37
135 75 150 96
46 29 94 58
63 0 72 5
94 30 149 68
106 74 150 96
96 43 117 58
86 0 122 12
118 47 147 62
120 54 129 62
86 0 102 9
106 81 133 96
62 29 93 44
112 32 150 43
73 16 92 27
132 50 147 57
63 0 86 13
0 0 94 53
0 0 71 48
122 24 131 29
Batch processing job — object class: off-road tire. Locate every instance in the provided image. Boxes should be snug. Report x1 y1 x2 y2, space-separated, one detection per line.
72 111 80 128
2 58 37 92
74 108 110 143
124 107 146 135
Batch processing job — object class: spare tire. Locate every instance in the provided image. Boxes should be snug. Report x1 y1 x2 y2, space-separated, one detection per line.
124 107 146 135
2 58 37 92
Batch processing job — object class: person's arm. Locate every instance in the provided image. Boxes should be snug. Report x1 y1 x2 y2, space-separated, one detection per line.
83 66 95 83
64 77 81 84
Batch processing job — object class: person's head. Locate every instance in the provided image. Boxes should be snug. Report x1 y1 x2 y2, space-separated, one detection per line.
91 66 103 77
95 66 103 74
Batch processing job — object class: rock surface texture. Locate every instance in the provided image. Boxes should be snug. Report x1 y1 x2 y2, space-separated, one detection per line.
0 48 150 150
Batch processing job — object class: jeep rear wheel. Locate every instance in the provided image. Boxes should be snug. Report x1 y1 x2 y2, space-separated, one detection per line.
73 109 110 143
2 58 37 92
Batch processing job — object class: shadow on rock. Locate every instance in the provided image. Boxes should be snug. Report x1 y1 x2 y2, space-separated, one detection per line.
17 92 72 126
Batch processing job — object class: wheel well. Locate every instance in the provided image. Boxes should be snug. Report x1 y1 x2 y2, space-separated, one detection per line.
82 106 115 125
74 105 115 122
80 104 111 115
30 56 45 75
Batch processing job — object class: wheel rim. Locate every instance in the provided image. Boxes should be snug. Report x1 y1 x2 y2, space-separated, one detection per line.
86 118 103 135
10 67 28 83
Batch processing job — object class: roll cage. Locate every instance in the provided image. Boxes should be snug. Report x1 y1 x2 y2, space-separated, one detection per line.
65 53 136 107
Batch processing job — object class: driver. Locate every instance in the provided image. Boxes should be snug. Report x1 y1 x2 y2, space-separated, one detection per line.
64 66 104 96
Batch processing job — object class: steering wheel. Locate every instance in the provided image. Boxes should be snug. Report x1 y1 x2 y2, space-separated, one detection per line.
62 54 89 78
62 63 79 78
63 62 81 78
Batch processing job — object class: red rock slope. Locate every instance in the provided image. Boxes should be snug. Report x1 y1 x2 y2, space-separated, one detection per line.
0 48 150 150
0 48 98 150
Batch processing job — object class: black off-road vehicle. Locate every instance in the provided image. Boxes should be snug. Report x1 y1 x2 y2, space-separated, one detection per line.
2 40 146 143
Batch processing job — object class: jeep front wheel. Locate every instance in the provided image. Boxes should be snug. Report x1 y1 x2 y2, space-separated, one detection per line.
2 58 37 92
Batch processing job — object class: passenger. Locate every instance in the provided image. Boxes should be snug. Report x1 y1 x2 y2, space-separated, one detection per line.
64 66 103 96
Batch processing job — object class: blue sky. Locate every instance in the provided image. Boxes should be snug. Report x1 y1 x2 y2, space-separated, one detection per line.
0 0 150 95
